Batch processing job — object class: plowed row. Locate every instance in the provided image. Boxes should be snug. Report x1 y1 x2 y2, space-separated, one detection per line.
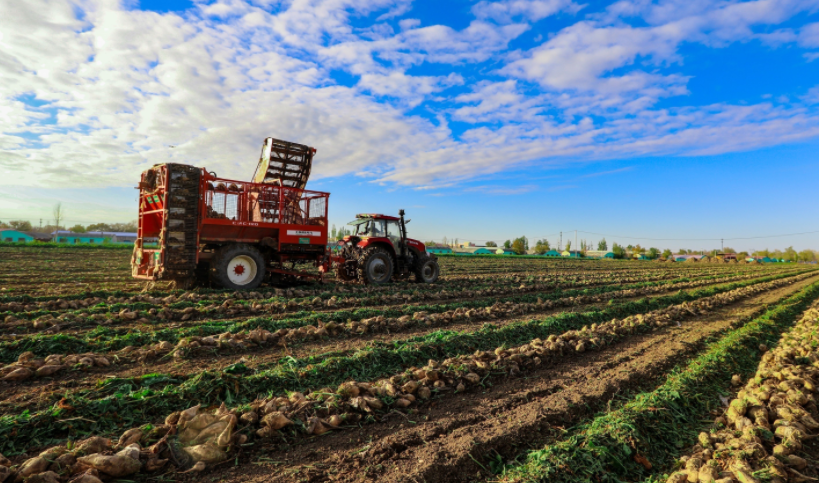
0 247 815 483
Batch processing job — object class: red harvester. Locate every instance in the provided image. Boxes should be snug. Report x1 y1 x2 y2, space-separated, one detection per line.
131 137 439 289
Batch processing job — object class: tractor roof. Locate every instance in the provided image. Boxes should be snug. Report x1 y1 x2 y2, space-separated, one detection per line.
355 213 400 221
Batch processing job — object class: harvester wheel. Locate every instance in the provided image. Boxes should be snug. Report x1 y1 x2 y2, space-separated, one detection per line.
414 256 440 284
210 244 266 290
357 247 394 285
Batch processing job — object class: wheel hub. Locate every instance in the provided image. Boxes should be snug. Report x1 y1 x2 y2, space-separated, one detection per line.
368 258 388 282
227 255 257 286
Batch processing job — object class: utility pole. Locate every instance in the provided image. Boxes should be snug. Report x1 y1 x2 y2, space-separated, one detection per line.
39 219 42 230
721 238 724 253
575 230 578 257
559 232 562 252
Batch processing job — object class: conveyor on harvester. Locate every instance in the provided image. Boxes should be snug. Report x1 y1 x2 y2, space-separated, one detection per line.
161 164 201 279
252 137 315 189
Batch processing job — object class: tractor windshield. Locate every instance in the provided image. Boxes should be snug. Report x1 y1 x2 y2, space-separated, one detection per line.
348 218 371 236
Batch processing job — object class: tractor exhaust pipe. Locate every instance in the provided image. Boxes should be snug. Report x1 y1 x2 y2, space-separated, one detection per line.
399 209 408 260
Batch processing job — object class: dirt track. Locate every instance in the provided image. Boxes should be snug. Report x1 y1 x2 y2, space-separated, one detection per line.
192 272 819 483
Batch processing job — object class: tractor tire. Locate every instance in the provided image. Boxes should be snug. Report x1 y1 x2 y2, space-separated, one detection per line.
414 256 440 284
357 247 394 285
336 264 356 282
210 244 266 290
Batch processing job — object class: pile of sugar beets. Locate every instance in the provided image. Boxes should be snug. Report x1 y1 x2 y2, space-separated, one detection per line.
667 307 819 483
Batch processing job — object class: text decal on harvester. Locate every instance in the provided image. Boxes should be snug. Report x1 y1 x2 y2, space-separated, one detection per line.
287 230 321 237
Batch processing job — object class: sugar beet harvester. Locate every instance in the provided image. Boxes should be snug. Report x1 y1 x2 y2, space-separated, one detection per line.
131 137 440 290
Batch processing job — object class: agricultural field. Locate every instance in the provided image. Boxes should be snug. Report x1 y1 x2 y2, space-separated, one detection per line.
2 245 819 483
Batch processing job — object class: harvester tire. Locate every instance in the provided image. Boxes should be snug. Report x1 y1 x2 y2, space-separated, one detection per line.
357 247 394 285
210 244 266 290
414 256 440 284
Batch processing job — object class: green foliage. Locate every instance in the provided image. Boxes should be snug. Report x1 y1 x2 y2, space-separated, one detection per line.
597 238 607 251
9 220 32 231
612 243 626 259
512 239 526 255
647 247 660 259
504 240 511 249
486 241 497 247
662 249 672 259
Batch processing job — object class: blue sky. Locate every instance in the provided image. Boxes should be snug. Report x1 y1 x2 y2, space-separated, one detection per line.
2 0 819 252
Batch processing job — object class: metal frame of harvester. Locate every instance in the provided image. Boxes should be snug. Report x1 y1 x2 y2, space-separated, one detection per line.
131 136 438 290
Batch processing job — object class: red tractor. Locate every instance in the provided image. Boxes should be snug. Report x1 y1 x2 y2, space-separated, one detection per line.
130 137 440 289
331 211 440 284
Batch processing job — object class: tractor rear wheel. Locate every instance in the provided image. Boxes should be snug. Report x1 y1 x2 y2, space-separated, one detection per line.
414 256 440 283
210 244 266 290
357 247 394 285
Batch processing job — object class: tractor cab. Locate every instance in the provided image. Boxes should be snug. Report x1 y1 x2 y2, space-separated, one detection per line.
348 214 404 250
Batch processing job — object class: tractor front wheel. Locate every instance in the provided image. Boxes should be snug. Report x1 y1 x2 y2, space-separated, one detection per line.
210 244 266 290
414 256 440 284
357 247 394 285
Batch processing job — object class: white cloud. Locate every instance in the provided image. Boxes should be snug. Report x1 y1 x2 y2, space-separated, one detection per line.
2 0 819 196
472 0 584 23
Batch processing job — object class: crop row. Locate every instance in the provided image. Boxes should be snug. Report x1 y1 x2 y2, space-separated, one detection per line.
1 268 797 385
0 263 762 310
0 267 780 340
0 270 811 453
0 269 803 364
656 304 819 483
493 279 819 483
0 271 811 483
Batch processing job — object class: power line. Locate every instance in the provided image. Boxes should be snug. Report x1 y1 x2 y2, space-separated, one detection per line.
576 230 819 242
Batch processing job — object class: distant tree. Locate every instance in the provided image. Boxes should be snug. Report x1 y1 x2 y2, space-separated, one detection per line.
626 244 634 251
9 220 32 231
511 238 526 255
678 248 688 255
785 246 798 262
442 236 448 247
331 224 337 240
455 238 459 248
0 220 8 228
662 249 672 259
633 244 645 254
723 247 737 254
424 240 437 246
512 236 528 250
612 243 626 259
597 238 607 251
737 251 749 260
648 247 660 259
53 203 65 230
565 240 571 252
485 241 497 247
68 224 86 233
534 239 550 255
504 240 511 249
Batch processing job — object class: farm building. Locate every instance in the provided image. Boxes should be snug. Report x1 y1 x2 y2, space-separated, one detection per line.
674 254 705 262
634 254 650 260
426 244 453 255
585 250 615 259
717 252 738 261
496 248 516 255
53 231 110 244
544 250 561 257
561 250 582 258
52 231 150 245
0 229 34 243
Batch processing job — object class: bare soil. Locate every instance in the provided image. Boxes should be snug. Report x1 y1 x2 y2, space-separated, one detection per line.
190 272 819 483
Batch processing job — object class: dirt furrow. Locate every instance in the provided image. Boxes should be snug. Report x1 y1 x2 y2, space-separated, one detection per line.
0 273 786 410
206 272 819 483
